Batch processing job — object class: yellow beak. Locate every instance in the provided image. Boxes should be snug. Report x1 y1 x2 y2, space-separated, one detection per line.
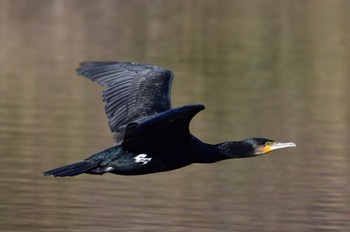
263 142 296 154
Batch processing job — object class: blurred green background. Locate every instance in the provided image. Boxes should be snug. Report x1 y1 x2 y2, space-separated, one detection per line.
0 1 349 231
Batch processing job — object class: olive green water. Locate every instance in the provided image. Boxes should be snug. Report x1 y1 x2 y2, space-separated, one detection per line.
1 1 350 231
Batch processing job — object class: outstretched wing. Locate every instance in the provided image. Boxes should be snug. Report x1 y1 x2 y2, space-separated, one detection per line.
77 62 174 144
122 104 205 154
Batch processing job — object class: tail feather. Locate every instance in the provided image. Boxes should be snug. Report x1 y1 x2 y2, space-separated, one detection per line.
43 160 100 177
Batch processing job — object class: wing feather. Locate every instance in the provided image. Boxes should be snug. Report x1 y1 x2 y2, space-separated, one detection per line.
77 62 174 144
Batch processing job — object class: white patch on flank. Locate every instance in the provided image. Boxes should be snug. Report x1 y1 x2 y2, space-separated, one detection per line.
105 167 114 172
133 154 152 165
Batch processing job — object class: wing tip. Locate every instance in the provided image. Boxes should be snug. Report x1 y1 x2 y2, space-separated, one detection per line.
76 61 172 77
76 61 116 77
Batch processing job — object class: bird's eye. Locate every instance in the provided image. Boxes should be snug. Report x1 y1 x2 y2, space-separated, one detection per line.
265 141 274 146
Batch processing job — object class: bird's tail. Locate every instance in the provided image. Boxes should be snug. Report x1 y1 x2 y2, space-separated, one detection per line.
43 160 100 177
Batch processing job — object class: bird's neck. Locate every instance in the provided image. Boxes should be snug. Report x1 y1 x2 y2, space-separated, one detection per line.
192 137 254 163
215 141 254 158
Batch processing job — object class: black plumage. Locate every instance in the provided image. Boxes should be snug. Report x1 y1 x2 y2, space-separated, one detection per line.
43 62 295 177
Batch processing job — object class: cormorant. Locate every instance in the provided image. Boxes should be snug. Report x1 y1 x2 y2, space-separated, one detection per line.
43 62 296 177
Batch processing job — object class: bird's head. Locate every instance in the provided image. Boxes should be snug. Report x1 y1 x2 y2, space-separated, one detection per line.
243 138 296 156
216 138 296 159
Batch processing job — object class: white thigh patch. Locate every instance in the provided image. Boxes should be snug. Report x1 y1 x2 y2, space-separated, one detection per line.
133 154 152 165
105 167 114 172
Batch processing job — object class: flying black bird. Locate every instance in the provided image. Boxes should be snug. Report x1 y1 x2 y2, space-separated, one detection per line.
43 62 296 177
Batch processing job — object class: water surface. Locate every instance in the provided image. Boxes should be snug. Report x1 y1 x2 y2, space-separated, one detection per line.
1 1 350 231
